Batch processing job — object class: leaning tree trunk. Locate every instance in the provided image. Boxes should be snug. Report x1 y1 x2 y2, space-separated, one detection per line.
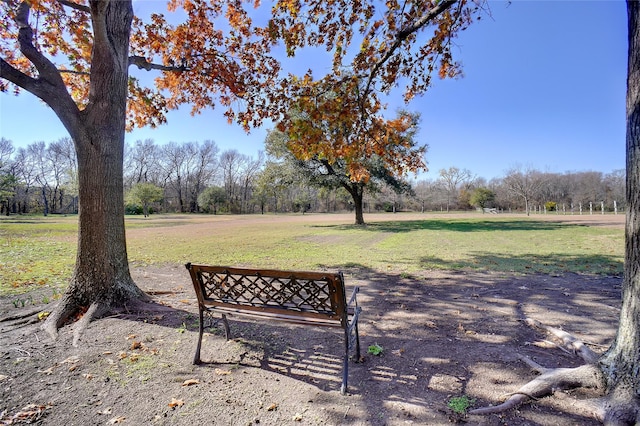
597 3 640 422
43 0 146 341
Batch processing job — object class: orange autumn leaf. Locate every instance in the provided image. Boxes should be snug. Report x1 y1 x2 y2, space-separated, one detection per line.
168 398 184 408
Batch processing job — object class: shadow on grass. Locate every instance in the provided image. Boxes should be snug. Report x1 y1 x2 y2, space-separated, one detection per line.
418 252 623 276
313 219 579 233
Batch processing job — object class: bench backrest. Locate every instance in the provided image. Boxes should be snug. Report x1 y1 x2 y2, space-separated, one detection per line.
186 263 348 324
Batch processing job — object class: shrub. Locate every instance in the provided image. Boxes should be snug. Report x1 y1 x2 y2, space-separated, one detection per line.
125 204 143 215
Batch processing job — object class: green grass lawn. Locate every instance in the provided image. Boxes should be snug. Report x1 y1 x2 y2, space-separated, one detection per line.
0 213 625 296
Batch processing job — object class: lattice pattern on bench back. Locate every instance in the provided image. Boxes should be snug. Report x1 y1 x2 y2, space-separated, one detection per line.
188 264 346 322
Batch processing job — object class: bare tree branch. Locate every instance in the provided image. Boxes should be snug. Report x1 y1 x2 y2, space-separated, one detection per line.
59 69 91 76
361 0 457 99
57 0 90 13
13 1 67 86
128 55 188 72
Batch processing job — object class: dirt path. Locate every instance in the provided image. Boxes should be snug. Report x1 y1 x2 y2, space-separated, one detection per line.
1 265 620 425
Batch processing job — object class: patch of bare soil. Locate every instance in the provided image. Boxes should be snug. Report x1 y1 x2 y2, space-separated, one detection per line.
0 263 621 425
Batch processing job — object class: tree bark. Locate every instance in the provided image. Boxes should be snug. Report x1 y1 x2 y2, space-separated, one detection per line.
598 0 640 406
354 197 365 224
42 0 146 338
344 183 365 225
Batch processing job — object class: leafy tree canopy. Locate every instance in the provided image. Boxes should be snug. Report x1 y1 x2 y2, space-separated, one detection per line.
469 187 495 210
278 79 428 183
126 182 163 216
1 0 478 139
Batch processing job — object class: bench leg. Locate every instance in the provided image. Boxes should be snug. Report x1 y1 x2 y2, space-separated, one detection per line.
222 314 230 340
193 309 204 365
341 328 349 395
341 318 361 394
341 357 348 395
354 321 361 361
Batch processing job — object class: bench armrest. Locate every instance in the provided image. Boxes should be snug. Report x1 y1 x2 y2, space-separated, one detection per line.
347 286 360 308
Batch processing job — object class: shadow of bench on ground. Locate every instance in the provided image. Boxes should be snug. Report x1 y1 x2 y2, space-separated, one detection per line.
187 316 354 393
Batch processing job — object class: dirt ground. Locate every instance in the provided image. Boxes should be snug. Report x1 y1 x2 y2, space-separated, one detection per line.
0 214 624 425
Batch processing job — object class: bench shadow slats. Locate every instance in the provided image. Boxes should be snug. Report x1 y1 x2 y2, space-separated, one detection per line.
185 263 362 395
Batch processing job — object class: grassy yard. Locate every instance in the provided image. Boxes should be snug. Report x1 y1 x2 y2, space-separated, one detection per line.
0 212 625 296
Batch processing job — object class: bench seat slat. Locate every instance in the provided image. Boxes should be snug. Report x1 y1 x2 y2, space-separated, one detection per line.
204 305 344 327
203 300 342 321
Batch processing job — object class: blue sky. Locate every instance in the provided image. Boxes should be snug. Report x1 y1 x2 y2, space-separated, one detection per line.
0 1 628 181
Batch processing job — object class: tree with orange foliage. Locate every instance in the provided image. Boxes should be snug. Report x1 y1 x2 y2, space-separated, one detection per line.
270 0 476 223
1 0 284 342
0 0 475 340
274 77 425 224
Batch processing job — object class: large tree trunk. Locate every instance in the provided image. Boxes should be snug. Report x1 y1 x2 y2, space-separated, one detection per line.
345 183 365 225
354 196 364 225
43 0 146 341
597 2 640 420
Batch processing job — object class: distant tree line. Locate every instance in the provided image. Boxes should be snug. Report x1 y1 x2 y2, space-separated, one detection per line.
0 137 626 216
410 165 626 215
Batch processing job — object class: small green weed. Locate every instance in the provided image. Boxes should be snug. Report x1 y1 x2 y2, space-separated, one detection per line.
177 322 187 334
123 354 158 382
104 368 126 386
447 396 475 414
367 343 384 356
11 295 33 308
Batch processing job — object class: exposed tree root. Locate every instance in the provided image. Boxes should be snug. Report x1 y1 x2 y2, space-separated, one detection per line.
470 318 640 424
0 307 43 323
71 301 108 347
598 386 640 426
41 289 174 345
468 363 604 416
41 293 81 341
469 317 608 420
40 295 108 346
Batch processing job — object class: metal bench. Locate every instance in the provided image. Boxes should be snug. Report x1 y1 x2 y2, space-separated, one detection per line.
185 263 362 394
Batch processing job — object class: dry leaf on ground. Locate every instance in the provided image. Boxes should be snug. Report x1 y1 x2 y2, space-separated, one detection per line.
168 398 184 408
